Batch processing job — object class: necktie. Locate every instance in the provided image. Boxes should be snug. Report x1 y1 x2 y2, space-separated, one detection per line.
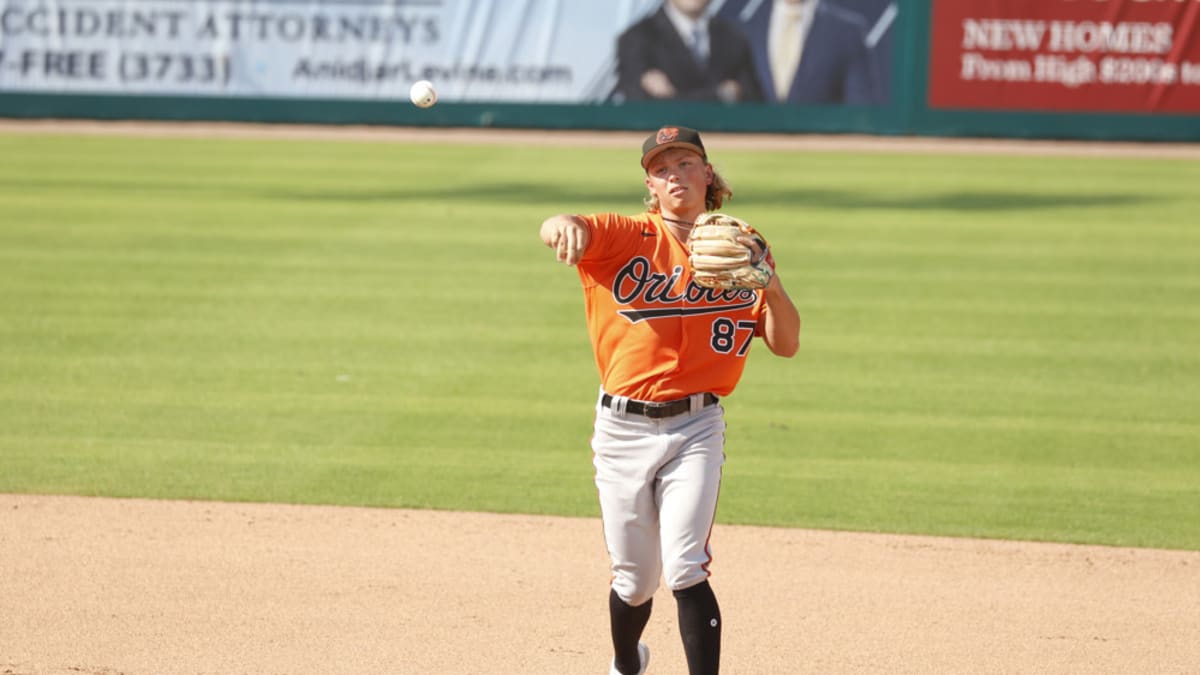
770 6 805 101
692 25 709 66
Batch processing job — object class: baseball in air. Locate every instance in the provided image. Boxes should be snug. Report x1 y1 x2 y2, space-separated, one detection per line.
409 80 438 108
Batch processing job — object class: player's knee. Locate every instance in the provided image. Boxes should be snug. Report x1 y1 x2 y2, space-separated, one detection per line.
664 560 710 592
612 574 658 607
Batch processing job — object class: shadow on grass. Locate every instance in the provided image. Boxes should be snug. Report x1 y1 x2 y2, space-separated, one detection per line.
6 178 1153 212
269 184 1152 212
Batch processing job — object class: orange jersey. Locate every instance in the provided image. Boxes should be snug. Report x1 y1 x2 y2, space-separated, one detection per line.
576 212 766 402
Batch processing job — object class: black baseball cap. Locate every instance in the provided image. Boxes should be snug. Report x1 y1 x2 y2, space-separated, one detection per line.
641 126 707 170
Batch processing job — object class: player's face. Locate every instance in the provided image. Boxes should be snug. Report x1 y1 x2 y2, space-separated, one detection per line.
644 148 713 213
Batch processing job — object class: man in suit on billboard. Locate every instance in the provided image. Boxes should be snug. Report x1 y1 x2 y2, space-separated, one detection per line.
615 0 764 103
722 0 884 105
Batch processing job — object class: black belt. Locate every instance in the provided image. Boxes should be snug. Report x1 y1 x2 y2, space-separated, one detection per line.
600 393 719 419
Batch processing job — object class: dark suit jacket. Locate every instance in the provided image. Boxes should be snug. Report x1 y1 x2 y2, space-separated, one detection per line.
615 8 764 103
733 0 883 104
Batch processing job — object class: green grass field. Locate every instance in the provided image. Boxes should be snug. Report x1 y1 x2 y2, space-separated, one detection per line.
1 131 1197 550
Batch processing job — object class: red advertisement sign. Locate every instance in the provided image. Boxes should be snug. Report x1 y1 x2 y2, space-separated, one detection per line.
929 0 1200 113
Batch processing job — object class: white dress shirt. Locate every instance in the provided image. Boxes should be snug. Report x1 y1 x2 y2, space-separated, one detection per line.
768 0 818 101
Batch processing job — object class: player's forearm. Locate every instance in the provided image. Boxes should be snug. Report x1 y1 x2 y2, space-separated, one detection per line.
761 275 801 357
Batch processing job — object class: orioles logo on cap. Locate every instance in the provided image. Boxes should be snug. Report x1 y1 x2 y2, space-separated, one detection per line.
656 127 680 144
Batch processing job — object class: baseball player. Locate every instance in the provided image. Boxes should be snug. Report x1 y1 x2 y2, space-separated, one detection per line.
539 126 801 674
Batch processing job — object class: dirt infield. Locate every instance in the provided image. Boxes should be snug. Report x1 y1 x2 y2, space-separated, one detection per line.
2 495 1198 675
3 120 1198 674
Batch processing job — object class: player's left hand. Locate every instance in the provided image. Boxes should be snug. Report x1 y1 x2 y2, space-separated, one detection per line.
687 213 775 290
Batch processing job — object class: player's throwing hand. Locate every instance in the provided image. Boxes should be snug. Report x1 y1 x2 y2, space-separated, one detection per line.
541 215 591 266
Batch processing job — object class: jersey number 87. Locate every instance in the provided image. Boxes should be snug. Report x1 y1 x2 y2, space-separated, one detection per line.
711 318 757 356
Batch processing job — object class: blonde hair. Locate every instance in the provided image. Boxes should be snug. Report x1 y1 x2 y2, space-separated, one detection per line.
645 167 733 213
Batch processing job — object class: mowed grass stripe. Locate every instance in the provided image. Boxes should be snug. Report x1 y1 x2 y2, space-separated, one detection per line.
1 132 1197 549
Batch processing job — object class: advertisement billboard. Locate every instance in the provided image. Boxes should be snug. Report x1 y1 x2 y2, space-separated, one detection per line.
929 0 1200 113
0 0 897 106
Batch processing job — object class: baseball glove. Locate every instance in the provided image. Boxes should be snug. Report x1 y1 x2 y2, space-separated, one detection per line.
687 213 775 290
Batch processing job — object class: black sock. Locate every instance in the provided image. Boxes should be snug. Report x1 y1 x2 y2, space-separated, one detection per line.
674 580 721 675
609 589 652 674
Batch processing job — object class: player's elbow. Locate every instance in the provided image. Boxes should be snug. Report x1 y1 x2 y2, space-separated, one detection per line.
770 336 800 358
767 322 801 358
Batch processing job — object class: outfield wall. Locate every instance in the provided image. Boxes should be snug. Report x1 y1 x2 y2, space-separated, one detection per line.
0 0 1197 142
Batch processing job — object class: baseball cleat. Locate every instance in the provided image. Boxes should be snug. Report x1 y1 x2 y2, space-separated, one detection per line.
609 642 649 675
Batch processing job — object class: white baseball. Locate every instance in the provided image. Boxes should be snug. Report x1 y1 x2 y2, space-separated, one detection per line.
409 80 437 108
